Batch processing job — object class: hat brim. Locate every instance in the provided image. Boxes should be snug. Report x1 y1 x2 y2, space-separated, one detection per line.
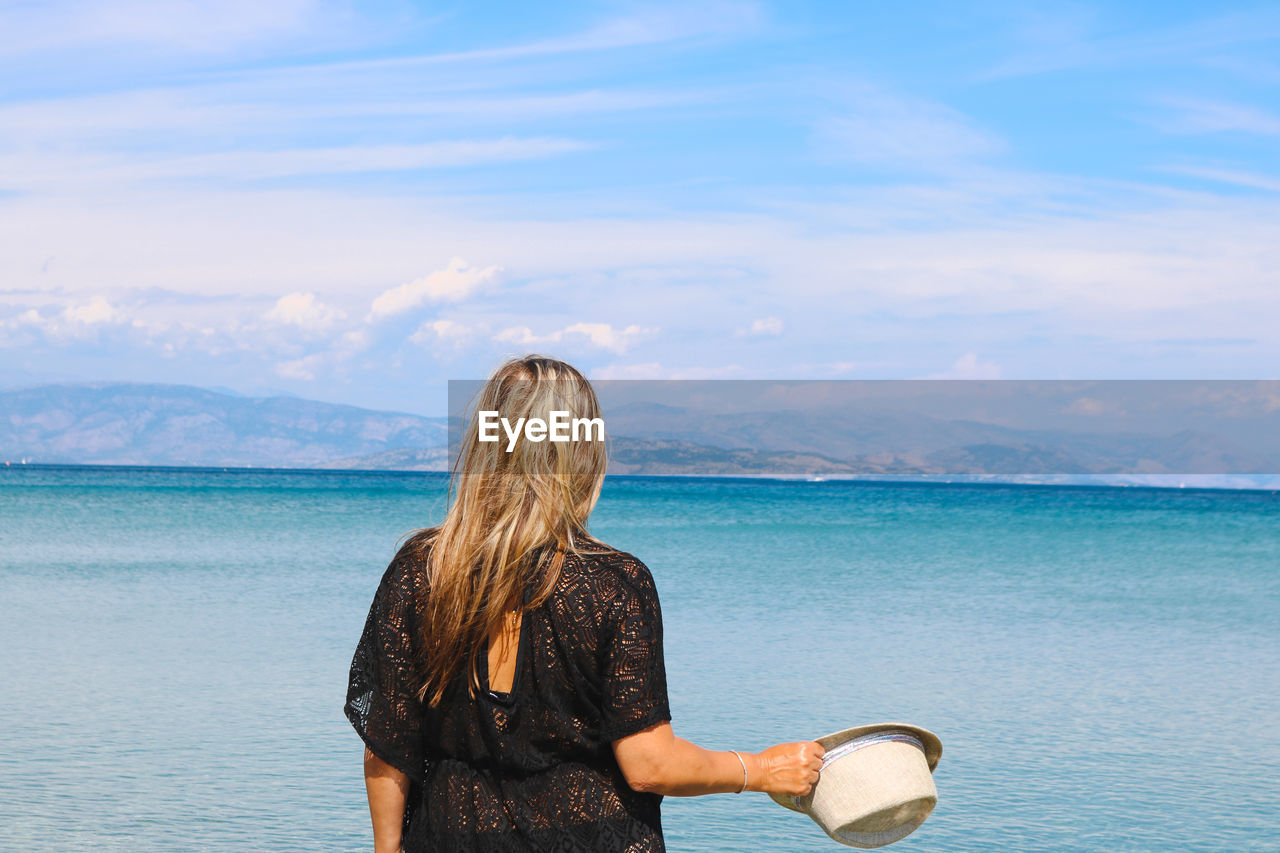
768 722 943 813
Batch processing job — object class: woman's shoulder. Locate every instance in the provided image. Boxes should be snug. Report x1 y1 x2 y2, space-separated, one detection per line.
392 527 437 561
566 537 659 599
379 527 436 595
571 534 643 568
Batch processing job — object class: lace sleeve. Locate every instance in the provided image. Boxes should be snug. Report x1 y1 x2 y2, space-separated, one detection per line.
344 548 427 782
599 556 673 742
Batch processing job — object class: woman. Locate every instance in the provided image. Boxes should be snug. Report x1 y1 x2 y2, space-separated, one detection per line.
345 355 824 852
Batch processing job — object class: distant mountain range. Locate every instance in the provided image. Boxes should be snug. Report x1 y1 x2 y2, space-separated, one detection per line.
598 400 1280 478
3 381 1278 489
0 382 447 468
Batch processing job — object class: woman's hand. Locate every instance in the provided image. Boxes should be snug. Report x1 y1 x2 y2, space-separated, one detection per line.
750 741 825 797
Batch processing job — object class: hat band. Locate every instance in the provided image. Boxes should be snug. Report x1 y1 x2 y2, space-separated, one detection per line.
821 732 925 771
791 731 927 810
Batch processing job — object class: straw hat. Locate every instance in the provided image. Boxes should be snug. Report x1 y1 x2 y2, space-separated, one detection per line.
768 722 943 848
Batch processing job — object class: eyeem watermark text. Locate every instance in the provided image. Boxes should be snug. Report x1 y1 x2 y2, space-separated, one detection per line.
478 410 605 452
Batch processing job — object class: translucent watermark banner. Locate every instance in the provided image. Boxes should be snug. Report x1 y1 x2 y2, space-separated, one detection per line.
448 380 1280 488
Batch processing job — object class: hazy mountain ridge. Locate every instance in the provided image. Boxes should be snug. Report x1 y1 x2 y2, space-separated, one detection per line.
602 402 1278 472
315 447 449 471
4 382 1278 489
1 382 447 468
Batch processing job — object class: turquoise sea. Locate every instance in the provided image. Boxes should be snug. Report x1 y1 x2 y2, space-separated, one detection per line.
1 465 1277 852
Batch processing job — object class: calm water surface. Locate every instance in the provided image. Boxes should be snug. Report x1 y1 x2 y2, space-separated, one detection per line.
1 466 1277 851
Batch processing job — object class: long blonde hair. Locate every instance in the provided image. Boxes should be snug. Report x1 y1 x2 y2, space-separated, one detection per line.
409 354 610 707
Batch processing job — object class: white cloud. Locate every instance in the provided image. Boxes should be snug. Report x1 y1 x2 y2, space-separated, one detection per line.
921 353 1003 379
63 296 118 325
336 328 369 356
493 325 548 346
368 258 503 320
410 319 477 346
735 316 783 337
3 297 124 342
589 361 666 379
494 321 657 354
264 291 343 331
275 353 324 381
564 322 655 353
4 167 1280 383
793 360 898 375
261 325 372 381
590 361 744 379
5 4 1280 390
7 184 1280 329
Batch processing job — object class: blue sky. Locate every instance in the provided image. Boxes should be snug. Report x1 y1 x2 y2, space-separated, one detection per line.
2 0 1278 415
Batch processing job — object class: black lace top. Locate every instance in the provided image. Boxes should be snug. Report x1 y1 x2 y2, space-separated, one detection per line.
344 532 672 852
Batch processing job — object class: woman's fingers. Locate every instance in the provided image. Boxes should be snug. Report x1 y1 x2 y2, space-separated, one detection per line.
759 740 832 796
796 741 823 794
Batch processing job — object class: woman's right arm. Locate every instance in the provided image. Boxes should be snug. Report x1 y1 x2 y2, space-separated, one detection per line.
364 747 409 853
346 552 427 852
611 720 824 797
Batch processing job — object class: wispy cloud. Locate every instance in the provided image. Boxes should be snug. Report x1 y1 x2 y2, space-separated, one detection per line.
0 86 711 145
410 319 478 347
264 292 344 332
368 258 503 321
1205 55 1280 84
275 353 325 381
2 297 127 343
589 361 745 379
735 316 783 337
1161 165 1280 193
920 353 1003 380
1 138 592 191
269 324 370 382
978 7 1280 80
495 322 659 354
812 85 1004 172
3 2 1280 400
0 0 321 55
1152 98 1280 136
295 1 765 72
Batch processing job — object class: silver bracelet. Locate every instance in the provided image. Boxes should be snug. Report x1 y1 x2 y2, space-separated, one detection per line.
730 750 748 794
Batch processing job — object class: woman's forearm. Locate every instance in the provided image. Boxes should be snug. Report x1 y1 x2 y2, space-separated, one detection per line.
613 722 764 797
648 735 764 796
363 747 410 853
612 721 824 799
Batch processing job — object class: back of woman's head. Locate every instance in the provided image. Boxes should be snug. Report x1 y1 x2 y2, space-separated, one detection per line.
454 354 607 537
412 354 610 705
